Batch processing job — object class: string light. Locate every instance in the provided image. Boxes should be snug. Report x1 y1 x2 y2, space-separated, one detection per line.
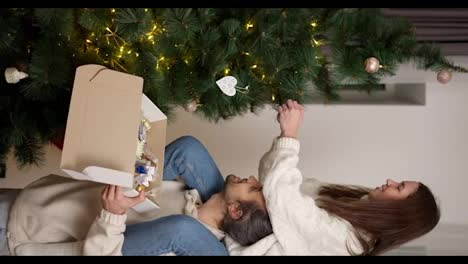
156 56 165 69
86 39 92 43
312 38 321 46
310 21 318 28
250 64 258 69
105 27 128 46
245 21 254 30
145 8 148 12
111 8 116 13
271 94 276 101
261 74 266 80
146 24 159 42
224 68 230 75
242 51 250 56
117 46 125 58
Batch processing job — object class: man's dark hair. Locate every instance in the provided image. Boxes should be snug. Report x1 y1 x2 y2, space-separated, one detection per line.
221 201 273 246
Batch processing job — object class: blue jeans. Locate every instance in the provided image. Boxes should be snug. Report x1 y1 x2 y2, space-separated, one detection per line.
122 136 227 256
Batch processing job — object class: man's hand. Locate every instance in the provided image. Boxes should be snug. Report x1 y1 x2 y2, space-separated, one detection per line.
277 99 304 139
101 185 146 215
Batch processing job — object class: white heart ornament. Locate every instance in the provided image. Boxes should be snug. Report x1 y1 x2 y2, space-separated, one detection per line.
216 76 237 96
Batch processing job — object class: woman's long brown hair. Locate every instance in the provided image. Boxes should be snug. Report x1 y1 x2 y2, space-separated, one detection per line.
316 183 440 256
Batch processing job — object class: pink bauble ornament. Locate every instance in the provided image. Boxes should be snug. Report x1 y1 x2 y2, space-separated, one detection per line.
437 70 452 84
184 100 198 112
364 57 380 73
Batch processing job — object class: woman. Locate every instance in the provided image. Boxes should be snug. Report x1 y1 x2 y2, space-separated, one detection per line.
226 99 440 256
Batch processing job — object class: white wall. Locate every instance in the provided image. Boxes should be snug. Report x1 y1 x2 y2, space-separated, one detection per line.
166 57 468 227
166 87 468 225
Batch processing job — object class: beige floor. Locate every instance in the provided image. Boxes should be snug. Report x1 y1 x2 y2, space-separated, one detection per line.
0 144 67 189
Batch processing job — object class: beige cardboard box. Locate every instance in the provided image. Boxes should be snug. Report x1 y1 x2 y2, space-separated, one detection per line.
60 64 166 213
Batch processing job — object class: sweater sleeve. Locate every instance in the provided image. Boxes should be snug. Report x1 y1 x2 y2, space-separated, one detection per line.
259 136 302 190
260 137 328 254
82 209 127 255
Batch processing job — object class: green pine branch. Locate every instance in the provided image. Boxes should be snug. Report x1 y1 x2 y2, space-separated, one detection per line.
2 8 468 168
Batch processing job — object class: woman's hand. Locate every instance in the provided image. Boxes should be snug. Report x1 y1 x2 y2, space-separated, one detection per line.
101 185 146 215
277 99 304 139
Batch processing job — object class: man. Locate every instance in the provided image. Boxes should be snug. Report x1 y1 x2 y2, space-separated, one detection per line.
6 136 273 255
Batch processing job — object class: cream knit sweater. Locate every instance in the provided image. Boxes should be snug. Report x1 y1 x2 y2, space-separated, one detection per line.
6 175 221 255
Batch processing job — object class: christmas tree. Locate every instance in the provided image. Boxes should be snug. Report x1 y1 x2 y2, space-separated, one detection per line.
1 8 467 169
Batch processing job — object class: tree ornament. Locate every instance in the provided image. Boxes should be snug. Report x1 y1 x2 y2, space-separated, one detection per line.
184 100 199 112
216 76 249 96
364 57 380 73
5 67 28 84
437 69 452 84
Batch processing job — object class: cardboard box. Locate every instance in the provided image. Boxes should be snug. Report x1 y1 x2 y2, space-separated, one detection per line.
60 64 166 213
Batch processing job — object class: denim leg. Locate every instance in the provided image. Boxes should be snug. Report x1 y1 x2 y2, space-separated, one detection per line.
122 215 228 256
163 136 224 202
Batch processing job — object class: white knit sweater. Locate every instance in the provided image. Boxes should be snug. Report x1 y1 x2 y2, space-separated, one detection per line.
226 137 362 256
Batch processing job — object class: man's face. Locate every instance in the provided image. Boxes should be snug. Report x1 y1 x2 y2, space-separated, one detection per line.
223 174 266 210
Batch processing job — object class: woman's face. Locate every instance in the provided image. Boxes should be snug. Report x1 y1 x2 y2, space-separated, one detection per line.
368 179 420 201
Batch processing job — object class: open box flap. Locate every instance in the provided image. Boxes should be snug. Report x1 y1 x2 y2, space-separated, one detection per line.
124 188 161 213
63 166 134 187
141 95 167 122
